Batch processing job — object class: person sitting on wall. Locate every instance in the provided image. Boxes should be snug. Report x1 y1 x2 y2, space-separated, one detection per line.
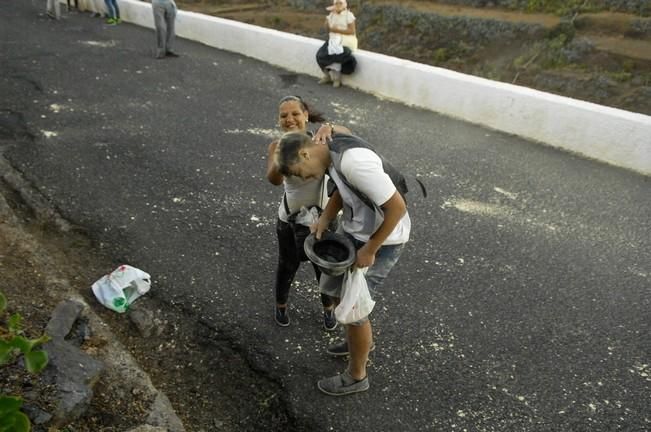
315 0 358 88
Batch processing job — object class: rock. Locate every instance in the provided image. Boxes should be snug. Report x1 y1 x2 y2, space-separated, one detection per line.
21 403 52 425
45 300 84 340
146 392 187 432
42 339 105 426
41 299 106 427
128 304 165 338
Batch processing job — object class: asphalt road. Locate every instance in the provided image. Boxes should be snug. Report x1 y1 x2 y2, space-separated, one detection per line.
2 1 650 430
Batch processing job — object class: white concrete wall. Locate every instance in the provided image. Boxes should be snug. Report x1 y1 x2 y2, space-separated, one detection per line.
88 0 651 176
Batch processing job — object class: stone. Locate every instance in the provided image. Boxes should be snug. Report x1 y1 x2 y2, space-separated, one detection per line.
45 300 84 340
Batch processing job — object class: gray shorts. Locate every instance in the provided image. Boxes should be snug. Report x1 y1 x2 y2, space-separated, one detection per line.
320 233 405 323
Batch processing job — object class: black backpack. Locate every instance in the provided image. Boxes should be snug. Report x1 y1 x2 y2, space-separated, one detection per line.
327 134 425 209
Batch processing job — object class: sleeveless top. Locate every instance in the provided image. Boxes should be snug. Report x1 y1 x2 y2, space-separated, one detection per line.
277 176 326 222
276 131 328 222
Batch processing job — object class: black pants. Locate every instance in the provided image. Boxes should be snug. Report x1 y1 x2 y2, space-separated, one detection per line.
275 219 333 308
316 41 357 75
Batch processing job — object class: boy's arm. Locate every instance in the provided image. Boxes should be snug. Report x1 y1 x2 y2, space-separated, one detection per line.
355 191 406 268
314 189 343 239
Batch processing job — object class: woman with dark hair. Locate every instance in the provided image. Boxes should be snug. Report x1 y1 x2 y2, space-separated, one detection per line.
267 96 350 330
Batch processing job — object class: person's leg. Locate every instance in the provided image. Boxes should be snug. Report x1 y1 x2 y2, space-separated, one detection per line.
46 0 60 19
164 2 177 55
318 242 405 395
275 220 300 306
343 242 404 363
316 42 332 81
152 2 167 58
346 320 372 380
320 293 333 308
308 263 331 307
329 63 342 87
308 247 337 330
318 68 333 84
103 0 115 19
320 291 337 331
113 0 120 20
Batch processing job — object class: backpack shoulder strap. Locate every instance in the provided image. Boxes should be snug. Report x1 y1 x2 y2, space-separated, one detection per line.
328 134 410 205
328 135 377 209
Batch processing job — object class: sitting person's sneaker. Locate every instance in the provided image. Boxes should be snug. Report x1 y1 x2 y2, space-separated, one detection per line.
326 340 375 357
274 305 290 327
106 17 116 25
317 370 369 396
323 308 337 331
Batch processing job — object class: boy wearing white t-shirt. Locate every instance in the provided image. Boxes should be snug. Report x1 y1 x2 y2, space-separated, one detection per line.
275 131 410 396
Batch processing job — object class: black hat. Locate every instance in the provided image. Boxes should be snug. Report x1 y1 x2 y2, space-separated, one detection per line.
304 232 356 276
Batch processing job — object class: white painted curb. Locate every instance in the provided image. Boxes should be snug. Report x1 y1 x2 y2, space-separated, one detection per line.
76 0 651 176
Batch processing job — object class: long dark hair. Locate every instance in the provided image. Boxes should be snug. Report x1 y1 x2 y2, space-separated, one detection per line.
278 95 326 123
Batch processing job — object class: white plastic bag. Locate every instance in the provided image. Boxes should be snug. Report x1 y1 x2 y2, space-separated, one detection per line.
294 205 321 227
327 36 344 55
335 268 375 324
91 265 151 313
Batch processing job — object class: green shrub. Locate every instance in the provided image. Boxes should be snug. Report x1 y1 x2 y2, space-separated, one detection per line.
0 396 30 432
608 71 633 82
526 0 598 16
433 48 449 63
0 292 51 432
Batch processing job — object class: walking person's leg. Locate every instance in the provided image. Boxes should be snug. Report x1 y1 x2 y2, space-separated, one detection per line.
54 0 61 19
164 2 177 56
318 242 405 396
103 0 115 21
113 0 120 21
346 320 372 378
152 2 167 58
317 276 337 331
47 0 61 19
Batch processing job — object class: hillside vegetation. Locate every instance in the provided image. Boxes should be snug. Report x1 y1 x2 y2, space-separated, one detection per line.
179 0 651 115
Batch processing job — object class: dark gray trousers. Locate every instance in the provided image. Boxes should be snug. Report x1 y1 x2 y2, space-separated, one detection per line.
152 0 176 57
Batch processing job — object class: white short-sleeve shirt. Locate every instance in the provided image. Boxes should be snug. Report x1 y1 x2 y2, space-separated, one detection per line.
329 148 410 244
327 9 355 32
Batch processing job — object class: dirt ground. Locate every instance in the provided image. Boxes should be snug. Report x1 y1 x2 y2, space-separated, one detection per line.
0 174 288 430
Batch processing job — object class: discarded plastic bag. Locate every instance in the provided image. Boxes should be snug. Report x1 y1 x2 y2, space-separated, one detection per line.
91 265 151 313
293 205 321 227
335 267 375 324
